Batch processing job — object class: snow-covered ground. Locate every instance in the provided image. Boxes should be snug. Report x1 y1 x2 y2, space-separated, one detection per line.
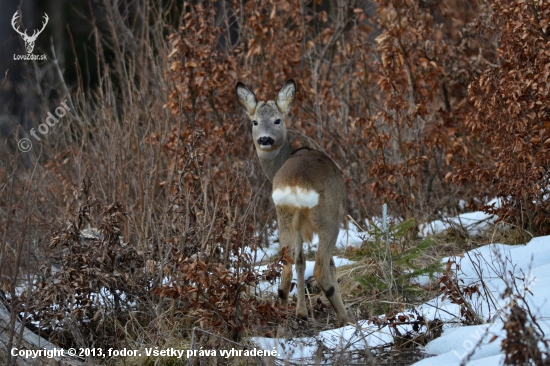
252 208 550 365
411 235 550 365
418 210 497 237
418 198 501 237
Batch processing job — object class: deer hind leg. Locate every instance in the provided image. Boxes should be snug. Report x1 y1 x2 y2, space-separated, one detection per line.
294 230 307 320
276 208 294 307
314 225 351 326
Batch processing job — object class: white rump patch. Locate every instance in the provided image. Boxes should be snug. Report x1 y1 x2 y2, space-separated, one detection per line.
272 186 319 208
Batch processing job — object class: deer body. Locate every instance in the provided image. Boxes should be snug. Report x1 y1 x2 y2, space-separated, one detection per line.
236 80 351 326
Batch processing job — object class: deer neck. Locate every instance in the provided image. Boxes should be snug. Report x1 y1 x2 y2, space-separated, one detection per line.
257 140 292 182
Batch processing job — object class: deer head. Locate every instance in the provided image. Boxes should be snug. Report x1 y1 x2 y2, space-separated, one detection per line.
11 11 49 54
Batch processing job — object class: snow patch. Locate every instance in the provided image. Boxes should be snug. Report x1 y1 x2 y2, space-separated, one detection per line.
419 211 496 237
419 198 502 237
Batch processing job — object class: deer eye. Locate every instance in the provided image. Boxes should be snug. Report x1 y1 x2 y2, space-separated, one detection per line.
253 120 258 126
274 119 281 125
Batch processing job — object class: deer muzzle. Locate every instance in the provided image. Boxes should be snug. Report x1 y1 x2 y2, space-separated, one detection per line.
257 136 275 147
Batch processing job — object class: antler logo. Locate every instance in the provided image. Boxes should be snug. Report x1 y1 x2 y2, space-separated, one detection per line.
11 11 49 54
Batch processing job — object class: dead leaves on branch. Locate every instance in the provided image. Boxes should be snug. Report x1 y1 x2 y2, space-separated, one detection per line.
152 255 287 340
437 260 482 324
451 0 550 235
18 184 146 350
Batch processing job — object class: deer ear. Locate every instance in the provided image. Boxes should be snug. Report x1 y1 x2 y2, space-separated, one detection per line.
236 82 258 115
276 79 296 114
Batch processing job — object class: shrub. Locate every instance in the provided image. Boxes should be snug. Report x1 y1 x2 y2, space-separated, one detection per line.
452 0 550 235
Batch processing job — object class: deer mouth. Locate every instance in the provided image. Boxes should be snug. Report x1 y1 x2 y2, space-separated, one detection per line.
257 136 275 148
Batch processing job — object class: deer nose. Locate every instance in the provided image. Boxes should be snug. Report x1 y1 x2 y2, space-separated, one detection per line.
258 136 275 146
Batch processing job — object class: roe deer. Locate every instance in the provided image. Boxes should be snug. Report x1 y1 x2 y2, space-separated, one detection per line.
236 79 351 326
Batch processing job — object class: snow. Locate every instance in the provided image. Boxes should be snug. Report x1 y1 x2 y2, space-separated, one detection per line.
419 198 501 237
412 236 550 365
413 323 505 366
251 207 550 365
419 211 496 237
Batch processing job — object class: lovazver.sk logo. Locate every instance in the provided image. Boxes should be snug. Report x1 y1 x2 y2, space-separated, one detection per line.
11 11 48 61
